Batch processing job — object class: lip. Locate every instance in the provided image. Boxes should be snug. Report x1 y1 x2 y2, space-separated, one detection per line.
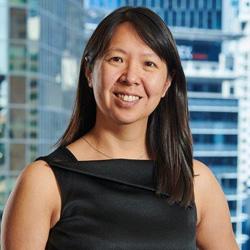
113 91 143 98
113 92 141 108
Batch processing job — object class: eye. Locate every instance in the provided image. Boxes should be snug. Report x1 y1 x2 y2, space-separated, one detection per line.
144 61 157 68
110 56 123 63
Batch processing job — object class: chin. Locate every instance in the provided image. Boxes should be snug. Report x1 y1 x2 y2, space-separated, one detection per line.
111 113 148 126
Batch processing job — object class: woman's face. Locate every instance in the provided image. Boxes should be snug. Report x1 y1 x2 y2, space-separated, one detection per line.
87 22 171 126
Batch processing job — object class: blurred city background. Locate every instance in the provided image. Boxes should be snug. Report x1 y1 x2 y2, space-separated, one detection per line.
0 0 250 249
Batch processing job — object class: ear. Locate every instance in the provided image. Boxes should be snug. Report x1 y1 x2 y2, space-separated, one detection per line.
85 65 93 88
161 76 172 98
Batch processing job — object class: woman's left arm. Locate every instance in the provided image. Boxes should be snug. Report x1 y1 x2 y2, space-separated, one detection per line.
193 160 239 250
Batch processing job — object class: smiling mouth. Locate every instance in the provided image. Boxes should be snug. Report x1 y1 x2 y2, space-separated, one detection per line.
114 93 142 102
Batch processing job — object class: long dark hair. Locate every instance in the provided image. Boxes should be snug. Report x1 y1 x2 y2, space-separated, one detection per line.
56 6 194 207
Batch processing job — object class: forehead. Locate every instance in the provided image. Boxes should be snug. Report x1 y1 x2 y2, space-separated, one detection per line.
105 22 155 53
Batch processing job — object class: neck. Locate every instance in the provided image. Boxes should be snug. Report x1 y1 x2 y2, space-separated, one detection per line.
86 113 150 159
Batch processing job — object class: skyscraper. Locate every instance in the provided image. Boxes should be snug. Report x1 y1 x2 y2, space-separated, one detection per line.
0 0 85 218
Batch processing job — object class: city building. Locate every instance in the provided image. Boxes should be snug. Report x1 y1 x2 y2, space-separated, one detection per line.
233 0 250 249
0 0 85 217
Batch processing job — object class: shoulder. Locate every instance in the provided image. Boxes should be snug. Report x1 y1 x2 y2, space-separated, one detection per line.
15 159 61 216
1 160 61 249
14 160 59 196
192 160 238 249
193 159 219 190
4 159 60 216
20 159 54 180
193 159 224 221
3 160 60 226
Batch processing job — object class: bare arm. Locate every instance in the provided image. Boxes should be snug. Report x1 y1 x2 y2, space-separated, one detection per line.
1 160 61 250
194 160 239 250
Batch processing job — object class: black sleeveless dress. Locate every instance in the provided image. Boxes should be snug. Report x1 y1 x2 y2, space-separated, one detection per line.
36 146 197 250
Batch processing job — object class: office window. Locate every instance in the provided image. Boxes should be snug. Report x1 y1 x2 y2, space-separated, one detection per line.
190 111 238 124
0 108 7 139
169 0 172 9
216 10 221 29
228 200 237 211
190 11 194 27
0 143 5 166
194 0 198 8
224 134 237 144
196 156 237 167
28 44 38 72
9 76 26 104
221 178 237 190
199 11 203 28
188 82 221 93
181 11 185 26
10 7 27 39
9 43 27 71
173 11 176 26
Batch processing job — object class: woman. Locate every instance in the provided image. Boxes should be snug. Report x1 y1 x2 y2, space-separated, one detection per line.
1 6 238 250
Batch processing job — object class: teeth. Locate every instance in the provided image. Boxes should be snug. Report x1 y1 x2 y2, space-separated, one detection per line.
117 94 140 102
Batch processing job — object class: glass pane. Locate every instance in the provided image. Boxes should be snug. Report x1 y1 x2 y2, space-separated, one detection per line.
28 79 38 106
9 76 26 103
27 8 40 41
0 143 5 167
9 43 27 71
10 7 27 39
10 143 25 170
0 108 7 138
28 44 38 72
9 108 26 138
28 107 38 140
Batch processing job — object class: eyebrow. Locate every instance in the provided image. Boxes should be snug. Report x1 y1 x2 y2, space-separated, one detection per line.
105 47 157 57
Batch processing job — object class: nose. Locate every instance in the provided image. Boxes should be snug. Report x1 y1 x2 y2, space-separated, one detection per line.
119 61 141 85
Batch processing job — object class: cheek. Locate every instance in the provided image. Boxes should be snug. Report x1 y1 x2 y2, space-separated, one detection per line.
145 76 167 98
95 67 118 91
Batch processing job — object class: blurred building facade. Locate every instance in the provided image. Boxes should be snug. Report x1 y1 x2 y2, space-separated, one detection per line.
83 0 249 248
0 0 84 216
